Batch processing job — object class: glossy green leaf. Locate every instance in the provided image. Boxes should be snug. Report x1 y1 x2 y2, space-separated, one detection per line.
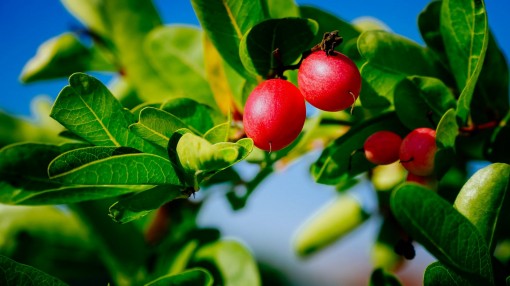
145 26 217 108
109 185 188 224
20 33 113 83
266 0 299 18
193 240 260 286
239 18 318 77
454 163 510 250
50 73 158 154
203 123 230 144
418 1 446 62
168 240 200 276
0 142 85 191
294 195 369 257
161 98 218 135
49 148 182 185
191 0 266 79
358 30 448 108
424 261 479 286
440 0 488 124
299 6 360 56
0 255 68 286
175 133 253 187
129 107 191 149
434 108 459 177
312 112 407 185
394 76 456 130
60 0 108 36
369 268 402 286
391 184 493 284
0 183 149 205
145 268 213 286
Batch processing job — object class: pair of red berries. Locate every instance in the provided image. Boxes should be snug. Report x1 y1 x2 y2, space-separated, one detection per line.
243 51 362 151
364 128 437 177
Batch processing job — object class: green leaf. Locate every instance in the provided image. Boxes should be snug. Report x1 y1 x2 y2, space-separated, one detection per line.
109 185 188 224
434 108 459 177
60 0 108 36
160 98 218 135
144 26 217 108
20 33 113 83
299 6 360 56
239 18 318 77
0 183 149 205
390 184 493 284
203 123 230 144
193 240 260 286
369 268 402 286
454 163 510 250
265 0 299 18
191 0 266 79
394 76 456 130
175 133 253 187
440 0 489 124
48 147 183 185
358 30 449 108
487 112 510 163
145 268 213 286
312 112 407 185
294 195 369 257
418 1 446 62
0 255 68 286
129 107 191 149
0 142 85 191
50 73 159 154
424 261 479 286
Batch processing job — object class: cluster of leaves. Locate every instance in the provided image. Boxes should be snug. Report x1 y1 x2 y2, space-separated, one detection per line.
1 0 509 285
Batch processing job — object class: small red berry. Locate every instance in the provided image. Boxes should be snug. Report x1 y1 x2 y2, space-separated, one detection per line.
298 51 361 112
243 79 306 151
363 131 402 165
399 128 437 176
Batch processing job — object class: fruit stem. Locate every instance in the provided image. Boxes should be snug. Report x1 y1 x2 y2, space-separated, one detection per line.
459 120 499 134
267 30 343 79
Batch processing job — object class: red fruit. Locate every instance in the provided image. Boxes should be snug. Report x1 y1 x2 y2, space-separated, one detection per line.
243 79 306 151
363 131 402 165
406 173 437 190
399 128 437 176
298 51 361 112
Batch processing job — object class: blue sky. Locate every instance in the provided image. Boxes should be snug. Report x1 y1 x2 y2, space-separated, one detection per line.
0 0 508 117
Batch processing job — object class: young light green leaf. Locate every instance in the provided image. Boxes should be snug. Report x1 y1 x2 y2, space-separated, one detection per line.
145 268 213 286
358 30 449 107
109 185 188 224
424 261 480 286
49 148 182 186
60 0 108 36
265 0 299 18
0 255 68 286
434 108 458 178
193 240 260 286
161 98 218 135
312 112 407 185
20 33 113 83
294 195 369 257
369 268 402 286
394 76 456 130
440 0 488 124
0 183 149 205
391 184 493 284
191 0 265 79
50 73 159 154
454 163 510 250
239 18 318 77
144 26 217 108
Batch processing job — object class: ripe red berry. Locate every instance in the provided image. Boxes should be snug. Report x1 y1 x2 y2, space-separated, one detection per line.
243 79 306 151
298 51 361 112
399 128 437 176
363 131 402 165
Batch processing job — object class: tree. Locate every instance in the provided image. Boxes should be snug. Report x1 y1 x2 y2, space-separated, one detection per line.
0 0 509 285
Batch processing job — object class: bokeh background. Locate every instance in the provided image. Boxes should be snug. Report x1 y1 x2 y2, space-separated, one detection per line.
1 1 509 285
